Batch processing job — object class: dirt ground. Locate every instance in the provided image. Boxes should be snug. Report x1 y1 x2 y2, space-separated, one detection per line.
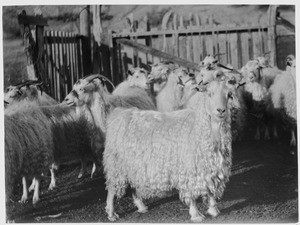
6 129 298 223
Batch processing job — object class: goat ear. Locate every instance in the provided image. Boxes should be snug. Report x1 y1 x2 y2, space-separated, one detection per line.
17 89 23 95
127 68 134 76
228 92 241 109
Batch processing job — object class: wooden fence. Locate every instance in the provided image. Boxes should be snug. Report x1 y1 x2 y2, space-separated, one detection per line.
43 31 83 101
108 5 295 83
18 5 295 101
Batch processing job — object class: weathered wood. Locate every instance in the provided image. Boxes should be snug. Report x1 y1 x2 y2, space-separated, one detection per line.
18 13 48 26
92 5 103 46
116 38 200 71
276 15 295 33
267 5 278 66
112 25 268 38
229 32 238 69
240 32 250 66
80 5 92 75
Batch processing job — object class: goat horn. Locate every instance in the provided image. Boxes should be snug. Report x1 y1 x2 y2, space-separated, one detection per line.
84 74 115 89
216 63 234 71
213 53 225 57
263 51 271 56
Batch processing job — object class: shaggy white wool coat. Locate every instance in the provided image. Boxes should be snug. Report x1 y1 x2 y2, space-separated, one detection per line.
104 90 232 203
270 68 297 122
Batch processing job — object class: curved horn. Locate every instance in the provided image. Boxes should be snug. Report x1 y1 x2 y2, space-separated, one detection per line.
213 52 225 58
216 63 234 71
84 74 115 89
263 51 271 56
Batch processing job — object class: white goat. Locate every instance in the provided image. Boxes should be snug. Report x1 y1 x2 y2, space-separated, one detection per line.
4 80 57 109
270 58 297 146
63 74 156 134
5 100 104 204
148 66 196 112
103 79 240 222
113 67 150 95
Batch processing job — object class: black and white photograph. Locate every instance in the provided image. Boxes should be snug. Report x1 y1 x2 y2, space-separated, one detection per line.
1 2 298 223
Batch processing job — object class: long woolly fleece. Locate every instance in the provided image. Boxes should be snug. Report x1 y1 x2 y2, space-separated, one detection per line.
5 86 57 109
5 109 53 200
270 69 297 122
104 92 232 203
108 86 156 111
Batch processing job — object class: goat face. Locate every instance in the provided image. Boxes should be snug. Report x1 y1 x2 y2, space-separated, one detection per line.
242 61 261 83
4 86 26 105
204 80 240 121
127 68 149 89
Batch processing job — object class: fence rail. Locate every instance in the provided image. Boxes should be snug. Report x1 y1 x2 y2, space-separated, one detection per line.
108 6 284 82
18 6 295 101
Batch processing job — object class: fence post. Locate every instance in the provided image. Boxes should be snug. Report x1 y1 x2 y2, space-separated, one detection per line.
80 5 92 76
17 9 49 89
108 29 118 85
267 5 278 67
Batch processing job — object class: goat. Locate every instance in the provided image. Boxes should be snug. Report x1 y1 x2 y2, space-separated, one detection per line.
103 79 240 222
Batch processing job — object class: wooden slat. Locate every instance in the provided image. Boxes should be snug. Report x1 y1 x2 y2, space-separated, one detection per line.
229 32 238 68
252 30 261 59
116 38 200 71
217 32 227 64
113 25 268 38
240 32 250 66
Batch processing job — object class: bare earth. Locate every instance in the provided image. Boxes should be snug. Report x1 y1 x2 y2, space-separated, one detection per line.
6 132 298 223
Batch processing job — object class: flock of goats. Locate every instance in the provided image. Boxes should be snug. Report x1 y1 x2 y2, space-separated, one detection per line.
4 53 297 222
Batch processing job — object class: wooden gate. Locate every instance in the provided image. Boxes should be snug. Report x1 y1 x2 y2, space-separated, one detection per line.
108 5 294 84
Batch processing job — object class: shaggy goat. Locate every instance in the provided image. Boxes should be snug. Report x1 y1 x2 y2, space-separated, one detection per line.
5 105 54 204
148 66 196 112
103 79 240 222
5 101 104 204
113 67 150 95
63 74 156 134
4 80 57 109
269 58 297 146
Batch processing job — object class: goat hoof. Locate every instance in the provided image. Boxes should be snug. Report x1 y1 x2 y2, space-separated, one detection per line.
107 213 119 222
18 198 28 204
191 214 205 223
48 184 56 191
137 207 148 214
32 197 39 205
207 207 220 217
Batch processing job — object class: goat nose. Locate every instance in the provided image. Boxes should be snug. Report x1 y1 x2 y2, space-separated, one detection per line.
217 108 226 114
64 98 69 102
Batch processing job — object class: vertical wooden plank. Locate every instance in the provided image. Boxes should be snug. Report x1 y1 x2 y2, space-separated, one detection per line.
43 30 49 94
186 27 193 62
49 34 55 98
206 33 214 56
178 16 186 59
192 31 200 64
229 31 239 69
240 31 250 67
262 29 269 56
172 14 179 57
252 30 262 59
248 29 254 60
217 32 227 64
267 5 278 66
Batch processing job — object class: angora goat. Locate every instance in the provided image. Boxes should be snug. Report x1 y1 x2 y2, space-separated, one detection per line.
148 67 196 112
4 80 57 109
113 67 150 95
5 106 54 204
103 79 240 222
270 58 297 146
63 74 156 134
5 101 104 204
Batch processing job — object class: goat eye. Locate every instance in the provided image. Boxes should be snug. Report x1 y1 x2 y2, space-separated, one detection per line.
228 92 233 99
